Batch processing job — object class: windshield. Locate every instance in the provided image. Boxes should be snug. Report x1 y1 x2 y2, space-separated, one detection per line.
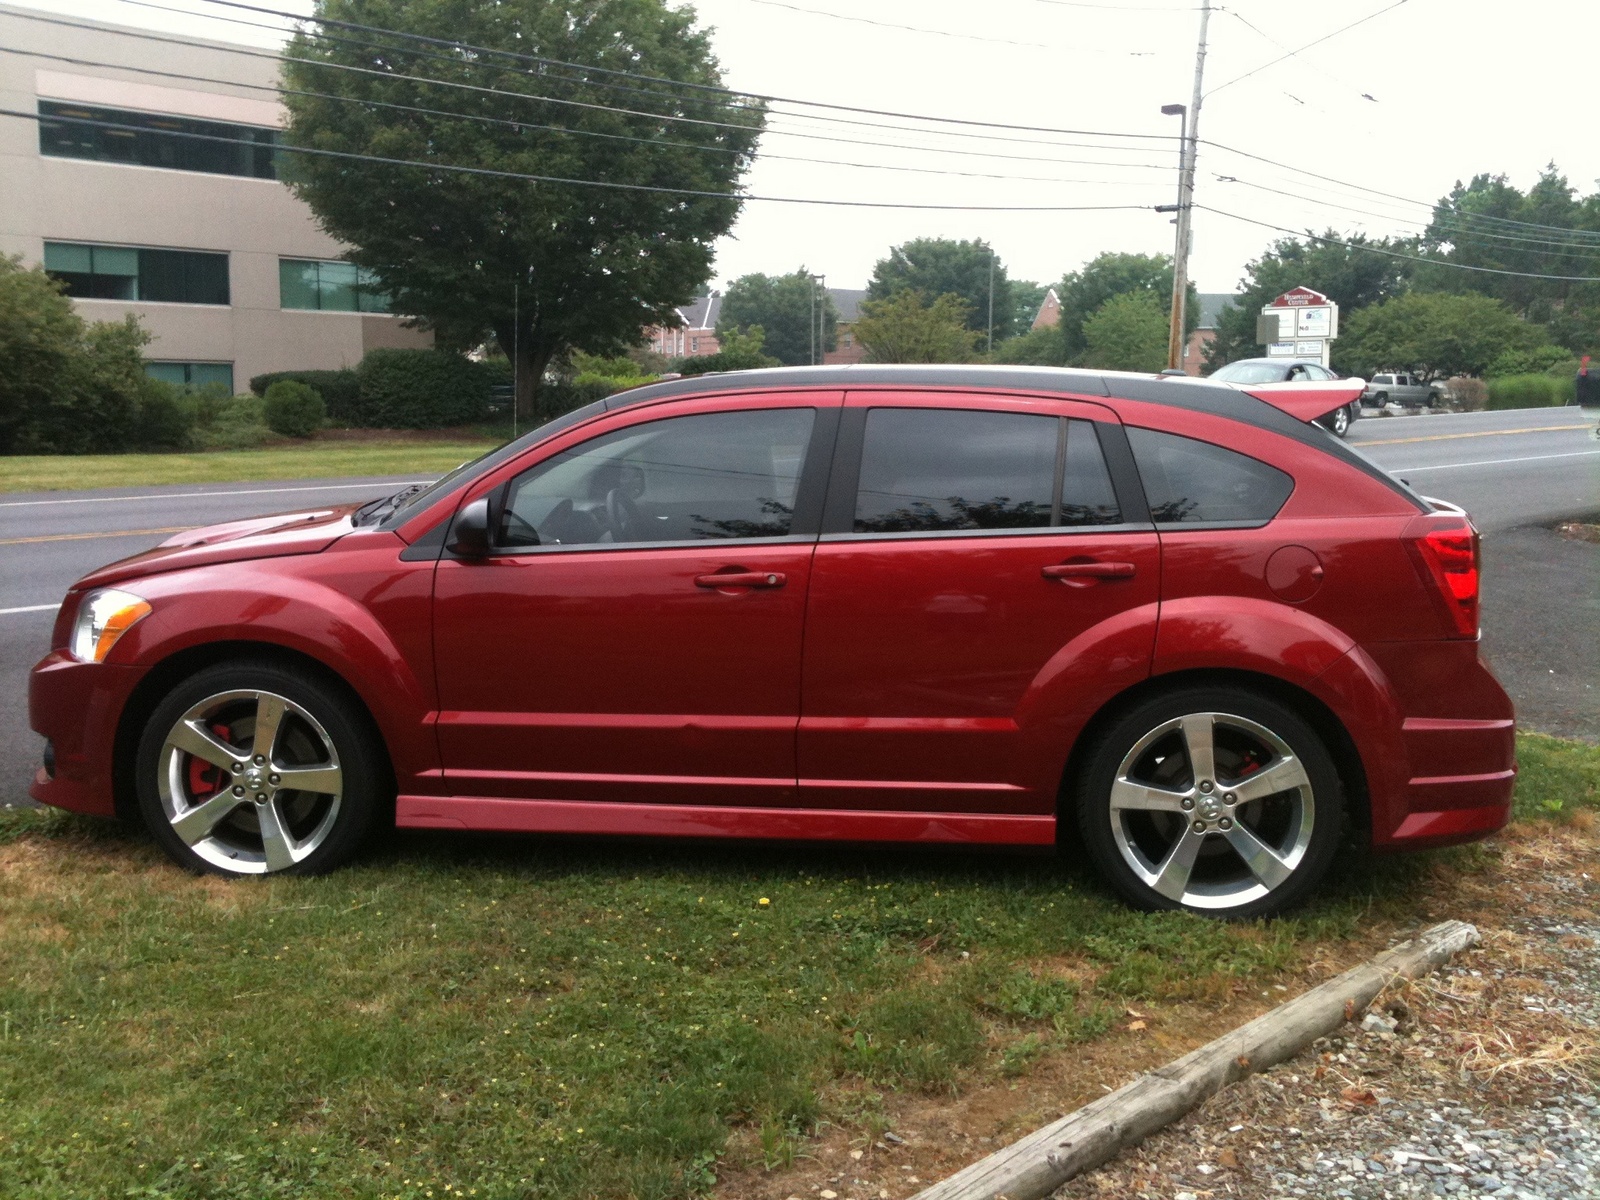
1209 361 1289 385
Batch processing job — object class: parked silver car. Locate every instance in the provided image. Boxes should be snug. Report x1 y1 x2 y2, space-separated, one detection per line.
1207 358 1361 437
1362 372 1436 407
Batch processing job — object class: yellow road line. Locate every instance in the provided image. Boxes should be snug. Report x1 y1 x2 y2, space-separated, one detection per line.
0 525 196 547
1358 423 1589 446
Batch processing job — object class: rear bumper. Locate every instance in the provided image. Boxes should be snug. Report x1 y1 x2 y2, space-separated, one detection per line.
28 650 142 817
1353 642 1516 851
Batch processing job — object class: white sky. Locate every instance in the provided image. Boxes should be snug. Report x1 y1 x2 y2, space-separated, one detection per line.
18 0 1600 296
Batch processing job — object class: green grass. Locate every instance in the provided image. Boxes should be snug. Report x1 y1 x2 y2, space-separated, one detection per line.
1511 731 1600 820
1 441 498 493
1 732 1595 1199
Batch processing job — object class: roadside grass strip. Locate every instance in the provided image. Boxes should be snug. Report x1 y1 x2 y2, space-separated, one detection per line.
0 442 496 493
0 734 1595 1200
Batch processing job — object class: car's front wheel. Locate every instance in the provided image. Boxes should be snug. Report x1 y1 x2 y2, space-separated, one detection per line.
1323 406 1351 437
136 661 385 876
1075 687 1344 918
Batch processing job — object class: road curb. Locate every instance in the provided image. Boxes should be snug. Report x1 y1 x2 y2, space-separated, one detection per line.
909 920 1481 1200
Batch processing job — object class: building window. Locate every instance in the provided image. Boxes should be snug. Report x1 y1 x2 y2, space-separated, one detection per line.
44 242 230 305
38 100 279 179
145 362 234 392
279 258 391 312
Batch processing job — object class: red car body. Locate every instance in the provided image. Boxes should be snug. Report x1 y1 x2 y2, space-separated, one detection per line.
29 366 1515 860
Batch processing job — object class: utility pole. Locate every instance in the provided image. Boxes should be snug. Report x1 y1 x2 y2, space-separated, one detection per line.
1165 0 1211 372
987 249 996 355
809 275 817 366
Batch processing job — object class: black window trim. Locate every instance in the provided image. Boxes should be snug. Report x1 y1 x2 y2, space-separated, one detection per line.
822 404 1147 540
435 403 839 561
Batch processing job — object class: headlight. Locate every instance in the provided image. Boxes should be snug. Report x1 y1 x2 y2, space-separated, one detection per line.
69 588 152 663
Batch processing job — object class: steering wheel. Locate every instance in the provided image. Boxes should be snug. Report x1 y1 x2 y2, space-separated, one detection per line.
605 488 645 542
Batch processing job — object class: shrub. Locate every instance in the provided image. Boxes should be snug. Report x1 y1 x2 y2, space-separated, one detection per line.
1484 343 1573 378
249 369 360 422
135 381 195 450
1487 373 1571 409
1445 376 1488 411
262 380 326 438
354 349 489 428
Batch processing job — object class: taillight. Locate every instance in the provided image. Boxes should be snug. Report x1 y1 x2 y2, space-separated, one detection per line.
1412 524 1480 638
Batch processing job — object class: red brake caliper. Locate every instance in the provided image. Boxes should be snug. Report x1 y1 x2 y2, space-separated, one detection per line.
186 723 232 798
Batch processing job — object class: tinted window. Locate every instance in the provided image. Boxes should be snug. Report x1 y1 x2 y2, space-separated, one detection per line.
38 100 278 179
853 410 1122 533
499 408 814 547
1126 427 1292 524
855 409 1057 532
44 242 229 305
1060 419 1121 526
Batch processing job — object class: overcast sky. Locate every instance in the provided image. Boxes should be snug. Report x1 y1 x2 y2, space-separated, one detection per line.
18 0 1600 299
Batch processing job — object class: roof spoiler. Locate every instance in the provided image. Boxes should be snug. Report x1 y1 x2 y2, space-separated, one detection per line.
1238 381 1365 424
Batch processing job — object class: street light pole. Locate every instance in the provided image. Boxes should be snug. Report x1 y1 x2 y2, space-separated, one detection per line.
1164 0 1211 373
987 249 996 355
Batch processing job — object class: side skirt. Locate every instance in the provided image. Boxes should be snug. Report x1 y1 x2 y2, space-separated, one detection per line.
395 795 1056 845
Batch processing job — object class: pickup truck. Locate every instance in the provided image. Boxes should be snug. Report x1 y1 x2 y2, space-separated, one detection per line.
1362 372 1437 407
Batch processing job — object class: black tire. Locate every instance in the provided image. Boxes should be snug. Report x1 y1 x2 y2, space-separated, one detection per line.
1373 392 1388 405
135 660 386 877
1073 685 1344 919
1324 406 1351 438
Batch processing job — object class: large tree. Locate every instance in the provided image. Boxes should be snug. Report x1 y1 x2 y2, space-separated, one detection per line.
867 238 1014 347
716 270 836 366
1056 252 1197 365
1082 291 1168 373
281 0 763 418
854 291 979 363
1334 292 1552 380
1205 231 1412 370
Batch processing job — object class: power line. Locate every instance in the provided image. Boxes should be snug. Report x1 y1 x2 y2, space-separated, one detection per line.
4 44 1170 187
8 8 1182 169
1202 138 1600 242
179 0 1183 142
1207 0 1410 96
734 0 1055 48
7 106 1159 212
1198 205 1600 282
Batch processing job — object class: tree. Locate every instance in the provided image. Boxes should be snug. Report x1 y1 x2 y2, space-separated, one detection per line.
1056 252 1197 365
854 291 980 363
716 270 835 366
1205 231 1412 370
868 238 1013 346
1009 280 1048 340
1335 292 1551 380
0 256 177 454
1082 291 1168 373
281 0 764 421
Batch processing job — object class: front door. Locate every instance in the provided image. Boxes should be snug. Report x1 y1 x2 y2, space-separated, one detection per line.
798 393 1160 815
433 394 840 807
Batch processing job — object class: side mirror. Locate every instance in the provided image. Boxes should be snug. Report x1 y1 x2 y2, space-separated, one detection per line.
447 497 492 558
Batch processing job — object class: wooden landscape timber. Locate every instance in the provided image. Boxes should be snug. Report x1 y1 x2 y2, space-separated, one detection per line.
912 920 1482 1200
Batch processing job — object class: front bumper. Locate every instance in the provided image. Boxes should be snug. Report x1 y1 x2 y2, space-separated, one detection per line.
28 650 144 817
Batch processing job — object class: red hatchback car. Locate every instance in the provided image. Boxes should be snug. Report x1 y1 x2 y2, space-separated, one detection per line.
29 366 1515 917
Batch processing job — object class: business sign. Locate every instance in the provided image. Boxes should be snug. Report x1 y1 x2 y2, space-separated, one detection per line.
1261 287 1339 366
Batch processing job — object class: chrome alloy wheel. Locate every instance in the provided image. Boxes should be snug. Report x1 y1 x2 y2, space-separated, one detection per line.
1108 712 1315 911
156 688 343 874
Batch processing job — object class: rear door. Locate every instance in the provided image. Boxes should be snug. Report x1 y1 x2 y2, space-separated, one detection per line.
797 391 1160 816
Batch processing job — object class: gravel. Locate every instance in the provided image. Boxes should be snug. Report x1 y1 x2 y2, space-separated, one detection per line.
1053 881 1600 1200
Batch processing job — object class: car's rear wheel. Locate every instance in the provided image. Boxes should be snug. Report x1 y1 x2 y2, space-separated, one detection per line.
1324 406 1351 437
1075 687 1344 918
136 661 384 876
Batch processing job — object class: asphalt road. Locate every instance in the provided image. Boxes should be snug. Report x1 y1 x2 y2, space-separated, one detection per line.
2 408 1596 807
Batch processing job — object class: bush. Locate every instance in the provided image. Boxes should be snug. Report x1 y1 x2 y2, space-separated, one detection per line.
262 380 326 438
354 349 489 428
135 381 195 450
249 369 360 422
1484 343 1573 378
1487 373 1574 409
1445 376 1488 412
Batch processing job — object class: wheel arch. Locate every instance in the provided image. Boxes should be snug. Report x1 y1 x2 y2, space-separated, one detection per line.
1057 666 1370 841
112 640 396 822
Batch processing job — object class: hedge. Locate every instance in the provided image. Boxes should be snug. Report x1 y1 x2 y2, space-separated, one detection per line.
262 380 326 438
248 369 361 422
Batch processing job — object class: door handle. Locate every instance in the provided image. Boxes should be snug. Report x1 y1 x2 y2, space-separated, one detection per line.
694 570 787 589
1042 561 1136 581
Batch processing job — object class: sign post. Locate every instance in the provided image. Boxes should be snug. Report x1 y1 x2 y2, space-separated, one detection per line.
1259 286 1339 367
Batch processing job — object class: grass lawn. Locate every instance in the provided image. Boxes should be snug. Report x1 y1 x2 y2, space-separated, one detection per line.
2 733 1595 1200
0 441 498 494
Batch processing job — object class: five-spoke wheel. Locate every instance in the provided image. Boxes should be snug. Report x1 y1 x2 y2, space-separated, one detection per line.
1078 688 1342 917
136 662 382 876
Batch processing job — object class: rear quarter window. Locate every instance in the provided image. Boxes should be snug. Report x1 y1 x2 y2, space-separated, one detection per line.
1126 427 1293 525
